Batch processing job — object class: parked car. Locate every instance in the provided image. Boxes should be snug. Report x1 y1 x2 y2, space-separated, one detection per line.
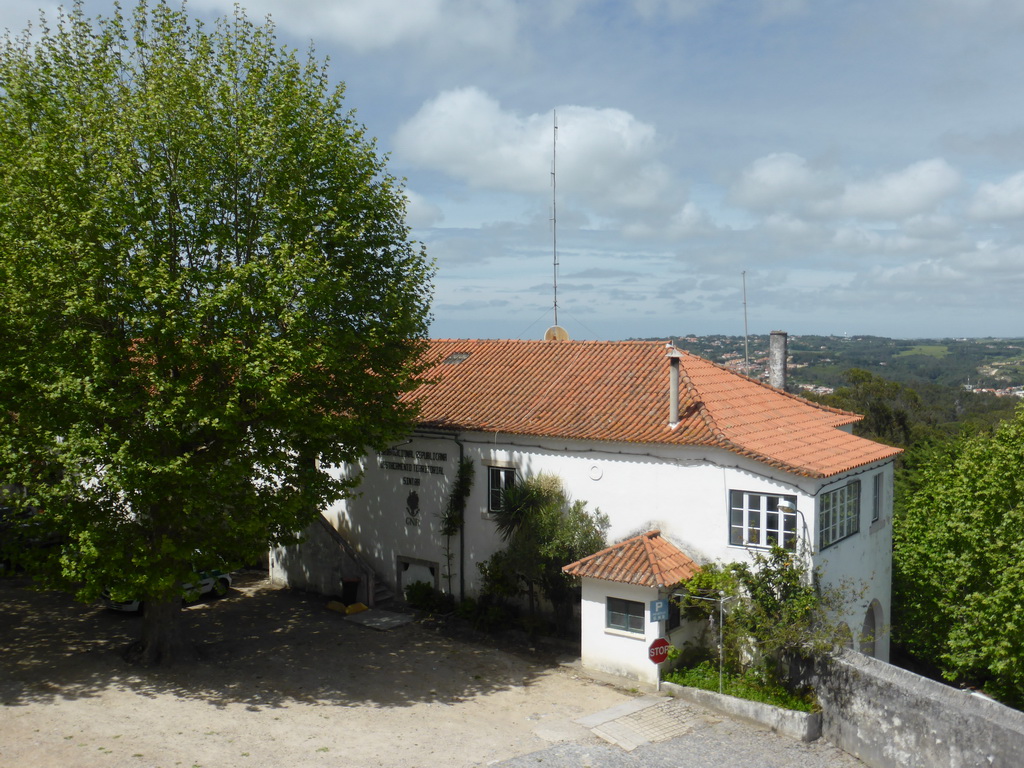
102 569 233 612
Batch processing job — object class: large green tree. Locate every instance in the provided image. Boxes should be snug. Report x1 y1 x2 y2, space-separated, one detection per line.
893 405 1024 706
0 1 433 664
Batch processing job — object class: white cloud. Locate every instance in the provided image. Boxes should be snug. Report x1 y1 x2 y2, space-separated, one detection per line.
395 88 544 193
631 0 715 20
395 87 676 218
731 152 835 211
736 156 962 226
403 190 444 229
762 213 817 237
564 268 643 279
874 240 1024 299
832 226 885 251
667 202 717 236
630 0 807 22
192 0 519 54
825 159 961 220
756 0 810 21
902 213 959 238
919 0 1024 23
969 171 1024 219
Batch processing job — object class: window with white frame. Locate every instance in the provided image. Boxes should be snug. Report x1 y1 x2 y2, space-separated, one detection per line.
607 597 644 634
488 466 516 513
819 480 861 549
729 490 798 550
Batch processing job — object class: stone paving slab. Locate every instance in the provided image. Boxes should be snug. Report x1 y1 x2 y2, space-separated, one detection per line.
576 694 664 729
497 692 866 768
618 699 720 742
343 608 414 631
583 696 723 751
592 719 646 751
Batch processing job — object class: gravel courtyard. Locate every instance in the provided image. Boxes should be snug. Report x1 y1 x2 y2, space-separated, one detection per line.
0 572 862 768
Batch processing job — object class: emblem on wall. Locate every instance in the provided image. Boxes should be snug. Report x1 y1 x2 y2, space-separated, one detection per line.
405 490 421 526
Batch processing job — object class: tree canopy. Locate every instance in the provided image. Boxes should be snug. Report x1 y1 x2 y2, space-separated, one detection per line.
803 368 923 447
0 1 433 663
893 405 1024 706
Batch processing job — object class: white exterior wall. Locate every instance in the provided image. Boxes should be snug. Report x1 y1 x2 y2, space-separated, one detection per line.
327 429 894 662
326 435 459 597
580 579 664 686
809 461 895 661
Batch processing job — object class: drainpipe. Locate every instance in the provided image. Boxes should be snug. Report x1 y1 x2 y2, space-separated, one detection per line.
456 437 466 602
769 330 788 391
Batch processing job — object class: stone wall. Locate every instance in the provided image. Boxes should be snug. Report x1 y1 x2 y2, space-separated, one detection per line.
816 651 1024 768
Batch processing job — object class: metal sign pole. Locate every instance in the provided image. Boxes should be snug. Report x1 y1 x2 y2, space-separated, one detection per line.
673 591 736 694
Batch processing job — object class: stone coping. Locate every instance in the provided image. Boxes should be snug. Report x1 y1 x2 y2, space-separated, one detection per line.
662 681 822 742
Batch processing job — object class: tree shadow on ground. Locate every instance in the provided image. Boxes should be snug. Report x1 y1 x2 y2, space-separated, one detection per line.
0 571 569 713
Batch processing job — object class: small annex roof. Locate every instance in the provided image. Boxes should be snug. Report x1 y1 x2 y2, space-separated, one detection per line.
562 530 700 588
403 338 901 479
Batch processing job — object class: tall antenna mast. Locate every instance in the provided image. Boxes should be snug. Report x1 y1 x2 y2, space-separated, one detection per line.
551 110 559 327
544 111 569 341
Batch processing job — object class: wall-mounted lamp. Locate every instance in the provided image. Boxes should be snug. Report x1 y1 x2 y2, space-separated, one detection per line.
778 502 816 556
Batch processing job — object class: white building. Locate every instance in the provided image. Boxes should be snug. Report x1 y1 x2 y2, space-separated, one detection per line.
271 337 901 676
563 529 705 686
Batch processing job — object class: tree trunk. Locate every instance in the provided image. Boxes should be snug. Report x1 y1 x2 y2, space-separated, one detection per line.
125 598 195 666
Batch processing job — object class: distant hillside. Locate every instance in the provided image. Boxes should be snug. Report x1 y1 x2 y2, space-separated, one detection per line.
643 334 1024 391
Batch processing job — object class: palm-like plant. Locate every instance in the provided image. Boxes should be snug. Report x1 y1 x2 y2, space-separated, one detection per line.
487 473 608 628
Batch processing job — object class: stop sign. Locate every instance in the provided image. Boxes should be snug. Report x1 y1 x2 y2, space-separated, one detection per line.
648 637 671 665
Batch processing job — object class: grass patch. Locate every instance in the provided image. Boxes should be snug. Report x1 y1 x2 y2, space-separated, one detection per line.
897 345 949 358
665 661 817 713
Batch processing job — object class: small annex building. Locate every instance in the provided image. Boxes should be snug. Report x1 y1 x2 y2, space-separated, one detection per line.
271 337 902 674
563 530 701 685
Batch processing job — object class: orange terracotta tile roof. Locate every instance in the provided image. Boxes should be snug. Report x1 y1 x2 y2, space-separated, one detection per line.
404 339 901 478
562 530 700 587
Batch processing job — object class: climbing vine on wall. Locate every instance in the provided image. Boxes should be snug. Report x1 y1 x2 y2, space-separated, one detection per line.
439 458 474 594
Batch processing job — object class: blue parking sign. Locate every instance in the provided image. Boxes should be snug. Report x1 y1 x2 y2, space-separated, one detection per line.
650 599 669 622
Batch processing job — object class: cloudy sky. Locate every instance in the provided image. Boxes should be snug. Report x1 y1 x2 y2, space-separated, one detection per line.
4 0 1024 340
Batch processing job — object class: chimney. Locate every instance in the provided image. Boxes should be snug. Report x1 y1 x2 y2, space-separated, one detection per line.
768 330 788 390
667 344 681 426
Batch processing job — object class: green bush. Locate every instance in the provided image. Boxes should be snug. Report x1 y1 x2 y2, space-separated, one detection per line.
666 661 817 712
404 581 453 613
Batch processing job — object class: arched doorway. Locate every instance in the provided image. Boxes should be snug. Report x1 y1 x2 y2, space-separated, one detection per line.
860 600 882 657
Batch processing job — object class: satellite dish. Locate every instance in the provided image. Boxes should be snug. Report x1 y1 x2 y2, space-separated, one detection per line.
544 325 570 341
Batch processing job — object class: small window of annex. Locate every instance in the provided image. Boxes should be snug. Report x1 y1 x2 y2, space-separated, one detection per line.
606 597 644 634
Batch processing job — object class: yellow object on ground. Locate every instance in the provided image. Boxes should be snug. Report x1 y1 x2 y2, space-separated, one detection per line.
345 602 369 615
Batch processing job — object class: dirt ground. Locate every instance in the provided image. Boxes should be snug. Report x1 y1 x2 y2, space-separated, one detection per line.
0 571 636 768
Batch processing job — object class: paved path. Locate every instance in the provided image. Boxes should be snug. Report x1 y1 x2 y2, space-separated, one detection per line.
492 694 865 767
